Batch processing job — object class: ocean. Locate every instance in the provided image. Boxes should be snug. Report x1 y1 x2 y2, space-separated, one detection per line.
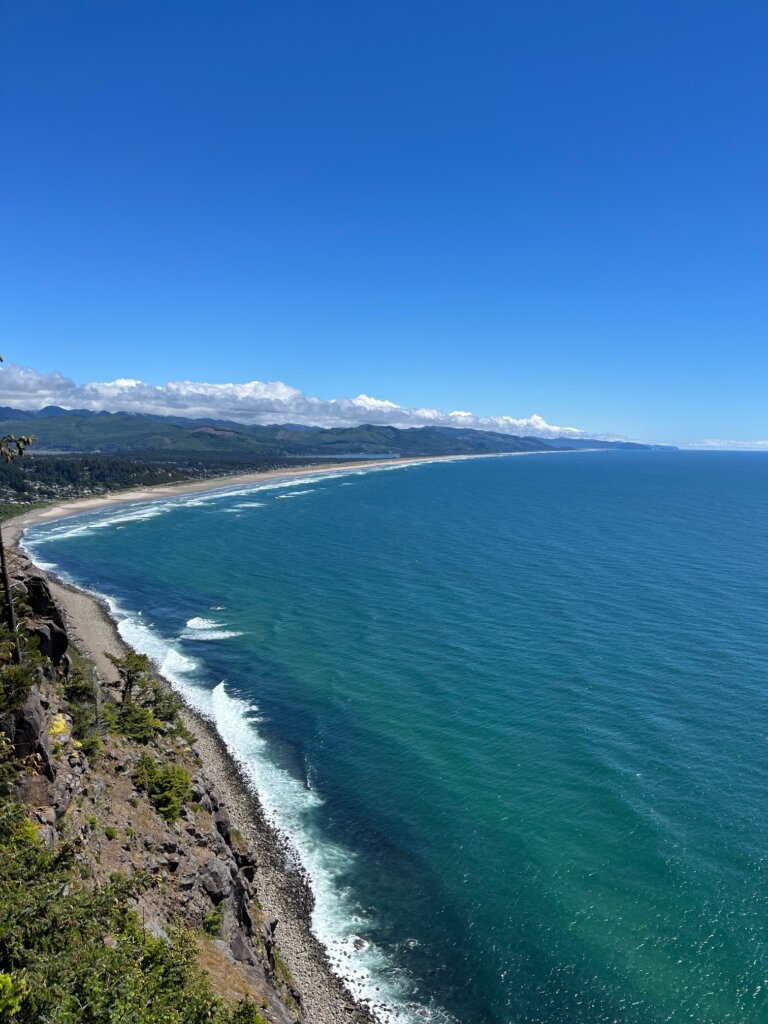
24 451 768 1024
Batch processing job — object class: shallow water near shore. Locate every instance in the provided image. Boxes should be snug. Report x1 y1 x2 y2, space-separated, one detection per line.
25 452 768 1024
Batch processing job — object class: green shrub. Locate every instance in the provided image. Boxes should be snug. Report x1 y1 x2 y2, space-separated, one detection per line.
202 903 224 937
0 970 26 1017
143 682 196 744
0 617 44 671
133 754 191 823
105 672 195 745
103 826 116 841
0 735 18 799
78 733 101 759
273 948 293 987
151 685 181 724
227 1002 269 1024
116 702 163 743
62 668 103 758
62 670 93 706
106 651 152 704
0 664 37 715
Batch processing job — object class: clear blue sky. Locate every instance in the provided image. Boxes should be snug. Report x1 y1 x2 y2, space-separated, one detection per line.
1 0 766 443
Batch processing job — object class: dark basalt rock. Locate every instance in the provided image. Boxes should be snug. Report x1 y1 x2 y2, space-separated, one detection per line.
192 787 213 812
38 824 58 850
25 573 65 626
52 768 80 820
2 687 54 770
201 859 232 902
28 619 69 664
230 931 255 964
213 805 232 841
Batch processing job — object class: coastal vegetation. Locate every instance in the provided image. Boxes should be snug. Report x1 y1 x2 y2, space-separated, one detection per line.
104 652 197 747
0 625 269 1023
0 795 267 1024
133 753 192 823
0 414 34 666
0 453 328 506
0 561 299 1024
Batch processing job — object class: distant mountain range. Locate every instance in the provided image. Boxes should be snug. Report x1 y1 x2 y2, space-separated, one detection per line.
0 407 674 457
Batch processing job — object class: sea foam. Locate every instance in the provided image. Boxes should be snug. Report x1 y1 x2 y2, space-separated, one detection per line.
32 580 446 1023
182 616 243 642
208 682 437 1023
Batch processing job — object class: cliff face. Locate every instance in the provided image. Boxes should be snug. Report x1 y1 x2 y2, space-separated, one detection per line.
1 560 300 1024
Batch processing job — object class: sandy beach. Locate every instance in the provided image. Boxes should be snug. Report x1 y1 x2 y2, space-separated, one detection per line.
3 451 517 551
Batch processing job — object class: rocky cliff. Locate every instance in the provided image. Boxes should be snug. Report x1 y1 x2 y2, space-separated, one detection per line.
1 558 302 1023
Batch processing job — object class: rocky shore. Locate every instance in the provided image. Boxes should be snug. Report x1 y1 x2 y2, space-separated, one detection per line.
3 543 377 1024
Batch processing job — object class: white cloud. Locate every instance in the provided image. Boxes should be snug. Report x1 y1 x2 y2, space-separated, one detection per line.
682 439 768 450
0 362 586 438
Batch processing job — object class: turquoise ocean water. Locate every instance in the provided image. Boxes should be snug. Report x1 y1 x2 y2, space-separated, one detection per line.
25 452 768 1024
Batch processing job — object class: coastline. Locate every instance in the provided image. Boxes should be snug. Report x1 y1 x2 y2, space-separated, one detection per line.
4 454 476 1023
7 559 379 1021
4 450 544 1022
3 450 533 550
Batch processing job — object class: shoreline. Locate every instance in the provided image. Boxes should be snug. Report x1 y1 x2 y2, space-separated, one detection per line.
8 559 380 1019
3 450 538 550
37 572 367 1023
4 454 485 1023
4 450 542 1022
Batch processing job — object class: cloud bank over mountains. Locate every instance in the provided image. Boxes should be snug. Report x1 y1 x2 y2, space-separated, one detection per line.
0 363 586 438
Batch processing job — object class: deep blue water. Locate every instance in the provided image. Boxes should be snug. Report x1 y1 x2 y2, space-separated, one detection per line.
25 452 768 1024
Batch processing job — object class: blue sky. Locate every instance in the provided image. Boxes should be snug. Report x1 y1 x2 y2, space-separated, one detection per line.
1 1 766 444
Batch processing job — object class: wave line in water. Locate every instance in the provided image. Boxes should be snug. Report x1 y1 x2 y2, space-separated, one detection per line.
34 575 454 1024
209 681 453 1023
22 457 480 546
181 629 244 641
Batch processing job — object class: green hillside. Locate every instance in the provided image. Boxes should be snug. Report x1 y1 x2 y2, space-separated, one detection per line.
0 407 669 459
0 410 558 456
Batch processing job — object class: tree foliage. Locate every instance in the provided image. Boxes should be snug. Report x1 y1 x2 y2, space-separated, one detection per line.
107 651 152 704
133 754 191 823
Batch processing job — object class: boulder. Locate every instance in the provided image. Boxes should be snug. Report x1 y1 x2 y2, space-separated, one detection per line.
27 619 69 665
201 859 232 902
213 805 232 841
230 932 254 965
2 687 54 770
25 574 65 627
